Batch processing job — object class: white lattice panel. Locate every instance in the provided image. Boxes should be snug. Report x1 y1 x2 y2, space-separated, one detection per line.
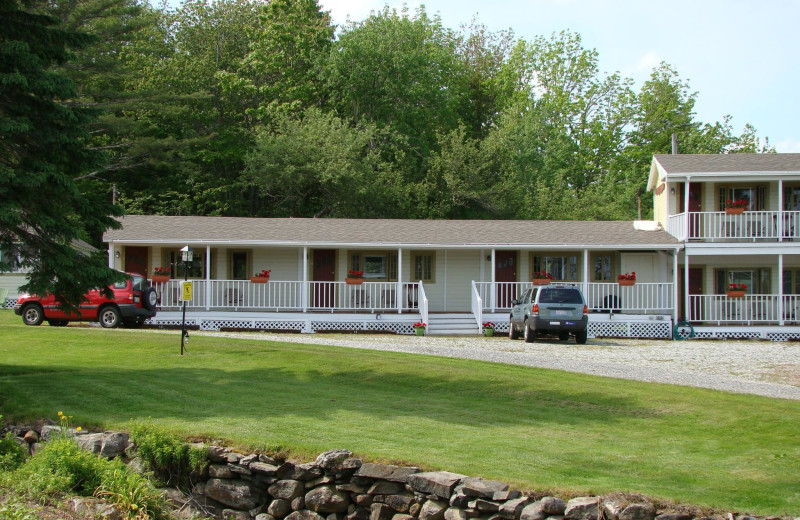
311 321 363 332
201 319 304 332
588 320 671 339
767 331 800 341
3 299 17 309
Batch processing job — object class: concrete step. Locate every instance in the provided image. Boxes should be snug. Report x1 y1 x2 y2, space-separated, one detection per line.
426 313 480 335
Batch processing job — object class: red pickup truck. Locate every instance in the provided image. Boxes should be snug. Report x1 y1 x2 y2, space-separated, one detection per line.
14 272 158 328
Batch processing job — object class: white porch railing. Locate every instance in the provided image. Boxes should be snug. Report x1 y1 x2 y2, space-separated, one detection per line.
152 280 422 313
688 294 799 324
474 281 674 314
471 281 483 330
417 282 429 327
667 210 800 241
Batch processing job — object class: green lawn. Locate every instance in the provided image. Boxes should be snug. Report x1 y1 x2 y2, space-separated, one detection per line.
0 311 798 515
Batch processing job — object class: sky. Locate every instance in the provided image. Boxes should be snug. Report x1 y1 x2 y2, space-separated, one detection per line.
317 0 800 153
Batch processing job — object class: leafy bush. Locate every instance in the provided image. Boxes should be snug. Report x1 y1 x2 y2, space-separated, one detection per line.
0 499 40 520
130 422 207 487
0 432 28 471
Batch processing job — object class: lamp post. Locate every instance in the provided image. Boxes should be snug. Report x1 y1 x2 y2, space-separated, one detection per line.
180 245 193 356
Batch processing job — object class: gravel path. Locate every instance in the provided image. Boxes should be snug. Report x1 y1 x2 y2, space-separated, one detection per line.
189 330 800 401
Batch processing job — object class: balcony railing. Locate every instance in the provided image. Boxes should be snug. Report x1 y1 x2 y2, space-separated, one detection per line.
152 279 422 313
667 210 800 242
475 282 674 314
688 294 799 324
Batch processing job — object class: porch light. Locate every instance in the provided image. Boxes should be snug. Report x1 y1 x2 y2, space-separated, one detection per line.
180 245 194 263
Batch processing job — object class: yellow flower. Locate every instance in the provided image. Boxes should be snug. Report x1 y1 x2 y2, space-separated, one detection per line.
76 427 82 432
57 411 63 416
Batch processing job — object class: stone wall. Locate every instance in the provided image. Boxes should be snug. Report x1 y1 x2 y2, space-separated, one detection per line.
9 427 790 520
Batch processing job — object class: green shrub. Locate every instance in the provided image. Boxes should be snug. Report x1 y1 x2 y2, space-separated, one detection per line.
0 432 28 471
130 422 207 487
0 499 40 520
95 463 167 519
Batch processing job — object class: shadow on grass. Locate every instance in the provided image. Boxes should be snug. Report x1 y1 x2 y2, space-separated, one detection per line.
0 360 660 429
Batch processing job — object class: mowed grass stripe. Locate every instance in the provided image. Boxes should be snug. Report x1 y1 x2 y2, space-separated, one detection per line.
0 312 798 514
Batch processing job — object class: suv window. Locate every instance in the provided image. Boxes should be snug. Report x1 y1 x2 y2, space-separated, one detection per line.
113 279 128 289
130 275 146 291
538 288 583 304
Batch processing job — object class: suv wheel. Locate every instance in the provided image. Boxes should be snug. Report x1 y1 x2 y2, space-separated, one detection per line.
508 321 520 340
523 320 536 343
575 330 588 344
99 306 121 328
143 287 158 311
22 304 44 326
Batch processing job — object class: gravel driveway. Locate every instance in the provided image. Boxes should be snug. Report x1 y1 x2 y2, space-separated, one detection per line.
193 331 800 401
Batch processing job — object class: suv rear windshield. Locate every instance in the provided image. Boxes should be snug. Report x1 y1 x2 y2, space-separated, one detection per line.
539 288 583 304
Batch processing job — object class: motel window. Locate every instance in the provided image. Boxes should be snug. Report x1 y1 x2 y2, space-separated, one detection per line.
715 269 771 294
591 254 614 281
412 252 435 282
531 254 578 281
229 251 250 280
164 249 210 279
784 186 800 210
350 252 398 281
718 186 765 211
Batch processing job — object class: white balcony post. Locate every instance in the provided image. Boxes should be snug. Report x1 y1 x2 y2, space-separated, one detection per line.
684 178 690 239
490 249 496 313
397 247 403 313
684 256 690 322
779 253 785 326
779 179 784 242
673 249 679 324
302 247 308 312
582 249 589 294
205 246 211 310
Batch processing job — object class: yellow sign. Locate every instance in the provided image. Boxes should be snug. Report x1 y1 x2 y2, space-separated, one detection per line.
181 281 193 302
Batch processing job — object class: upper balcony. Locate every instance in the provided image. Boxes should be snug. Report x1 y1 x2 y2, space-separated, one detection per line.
667 210 800 242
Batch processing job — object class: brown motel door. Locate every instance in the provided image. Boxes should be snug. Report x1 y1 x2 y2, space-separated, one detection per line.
125 246 148 277
313 249 336 308
495 251 517 307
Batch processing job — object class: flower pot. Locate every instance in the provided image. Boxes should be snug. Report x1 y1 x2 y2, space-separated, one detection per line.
726 290 746 298
345 277 364 285
250 276 269 283
151 275 171 283
532 278 551 285
484 328 495 337
414 326 425 336
618 279 636 286
725 207 745 215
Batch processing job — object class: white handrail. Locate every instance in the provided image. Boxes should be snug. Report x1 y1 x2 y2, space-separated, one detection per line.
471 281 483 331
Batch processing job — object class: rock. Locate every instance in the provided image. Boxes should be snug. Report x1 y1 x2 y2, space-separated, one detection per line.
371 504 397 520
468 499 499 513
69 497 121 520
392 515 413 520
461 478 510 499
252 462 281 475
327 514 345 520
385 494 415 513
100 432 129 459
355 495 374 507
40 424 61 441
206 478 265 510
539 498 566 516
498 497 531 520
229 463 253 476
449 493 470 509
286 511 326 520
369 482 405 495
409 503 422 517
270 480 307 500
356 463 421 483
209 464 235 479
261 453 282 465
603 499 625 520
269 499 293 518
23 430 38 444
619 504 656 520
222 509 250 520
408 472 467 499
493 491 522 501
280 461 324 481
306 486 351 514
338 484 368 494
75 433 105 454
418 500 448 520
293 497 307 511
257 515 278 520
316 449 353 470
444 508 469 520
654 514 692 520
564 497 600 520
240 454 258 466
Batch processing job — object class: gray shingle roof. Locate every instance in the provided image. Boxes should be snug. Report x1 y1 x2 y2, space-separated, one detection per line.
654 153 800 173
104 215 680 249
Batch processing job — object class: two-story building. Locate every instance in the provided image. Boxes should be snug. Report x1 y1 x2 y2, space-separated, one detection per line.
649 153 800 340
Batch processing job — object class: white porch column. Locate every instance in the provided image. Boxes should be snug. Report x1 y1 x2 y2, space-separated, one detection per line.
582 249 589 293
490 249 496 313
205 246 211 310
108 246 115 269
778 179 784 242
779 253 784 326
302 247 308 312
673 249 679 324
397 248 403 313
684 255 690 322
684 178 691 238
